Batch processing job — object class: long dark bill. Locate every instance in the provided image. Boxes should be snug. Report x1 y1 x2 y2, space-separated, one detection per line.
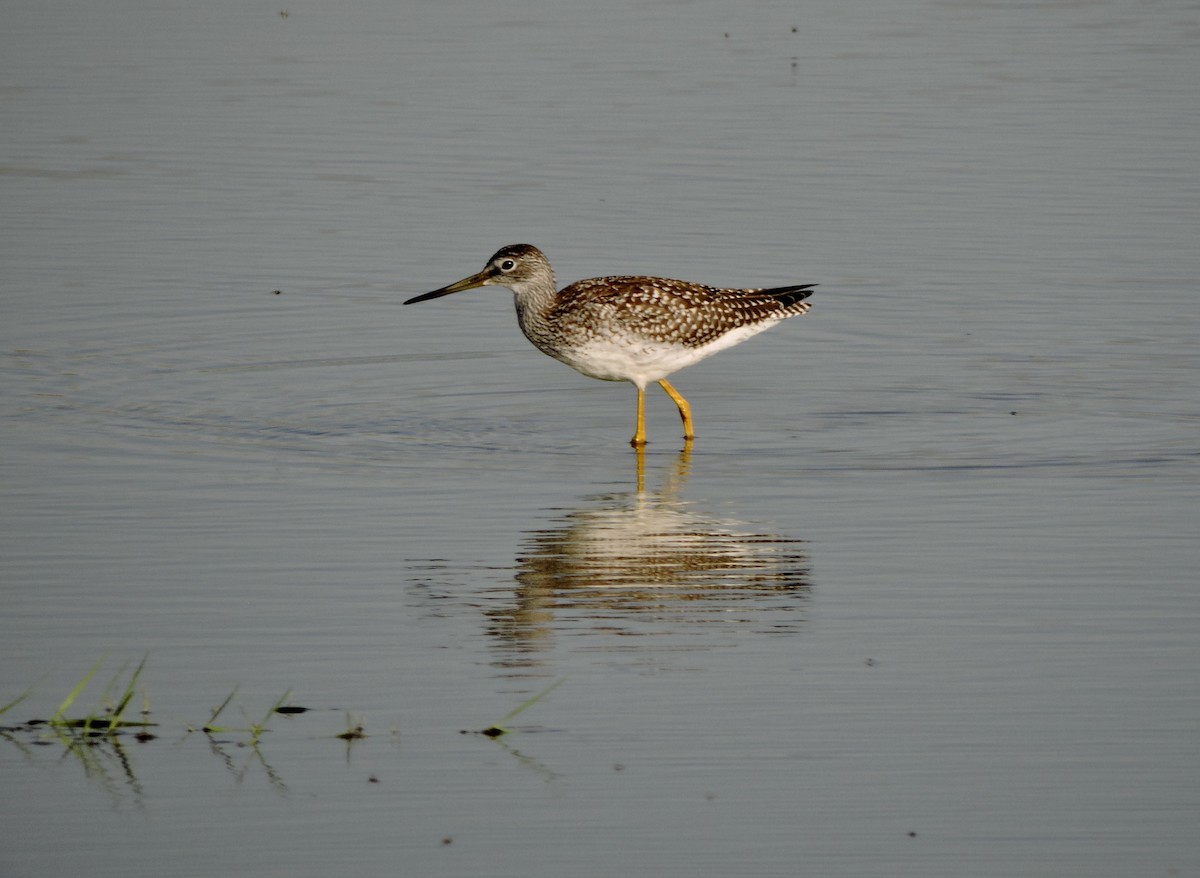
403 269 492 305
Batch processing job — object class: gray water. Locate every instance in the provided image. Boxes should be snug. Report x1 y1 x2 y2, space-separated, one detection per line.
2 0 1198 876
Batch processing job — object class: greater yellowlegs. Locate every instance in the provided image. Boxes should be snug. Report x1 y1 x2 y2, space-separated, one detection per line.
404 244 815 447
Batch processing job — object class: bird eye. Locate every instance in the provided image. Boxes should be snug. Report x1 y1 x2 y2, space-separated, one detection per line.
499 259 516 272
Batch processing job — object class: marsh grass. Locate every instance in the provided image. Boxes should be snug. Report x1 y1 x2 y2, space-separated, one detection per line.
244 690 293 744
186 687 298 744
474 678 566 738
46 654 154 736
6 656 569 805
0 657 159 808
0 686 34 720
2 659 427 803
196 686 240 735
1 661 308 752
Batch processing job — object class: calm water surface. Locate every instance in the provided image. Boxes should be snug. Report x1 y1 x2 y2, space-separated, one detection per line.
2 0 1197 876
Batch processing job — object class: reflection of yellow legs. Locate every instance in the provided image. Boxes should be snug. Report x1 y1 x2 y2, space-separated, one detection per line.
633 440 692 495
629 380 696 448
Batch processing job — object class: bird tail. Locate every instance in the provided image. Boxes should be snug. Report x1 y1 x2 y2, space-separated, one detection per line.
761 284 816 309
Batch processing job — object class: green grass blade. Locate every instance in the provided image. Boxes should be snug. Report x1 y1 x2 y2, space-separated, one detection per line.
0 687 34 717
203 687 239 731
50 658 105 723
261 689 292 728
109 652 149 720
498 677 565 724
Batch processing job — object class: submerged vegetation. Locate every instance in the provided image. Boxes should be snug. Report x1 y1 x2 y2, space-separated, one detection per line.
47 654 155 737
0 658 355 755
2 657 565 803
468 676 565 738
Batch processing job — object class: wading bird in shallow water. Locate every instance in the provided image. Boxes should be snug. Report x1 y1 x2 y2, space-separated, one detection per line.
404 244 815 447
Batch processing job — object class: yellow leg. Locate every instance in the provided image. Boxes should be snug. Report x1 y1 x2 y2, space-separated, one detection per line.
658 379 695 441
630 385 647 447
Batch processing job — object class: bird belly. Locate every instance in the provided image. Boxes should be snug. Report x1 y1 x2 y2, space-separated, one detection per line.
550 320 779 387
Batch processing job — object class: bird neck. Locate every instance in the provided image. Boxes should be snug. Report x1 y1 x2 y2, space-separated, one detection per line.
511 276 558 323
511 276 560 352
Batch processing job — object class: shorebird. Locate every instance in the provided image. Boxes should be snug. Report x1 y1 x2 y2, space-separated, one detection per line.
404 244 815 446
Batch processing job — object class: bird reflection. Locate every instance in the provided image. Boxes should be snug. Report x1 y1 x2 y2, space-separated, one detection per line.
486 447 810 658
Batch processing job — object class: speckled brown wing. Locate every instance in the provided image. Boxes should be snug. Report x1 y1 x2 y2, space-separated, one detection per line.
552 276 815 349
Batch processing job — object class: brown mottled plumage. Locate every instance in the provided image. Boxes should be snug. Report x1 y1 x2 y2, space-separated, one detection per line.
404 244 815 447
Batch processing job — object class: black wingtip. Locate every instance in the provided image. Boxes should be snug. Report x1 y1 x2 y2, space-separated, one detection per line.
762 283 817 307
